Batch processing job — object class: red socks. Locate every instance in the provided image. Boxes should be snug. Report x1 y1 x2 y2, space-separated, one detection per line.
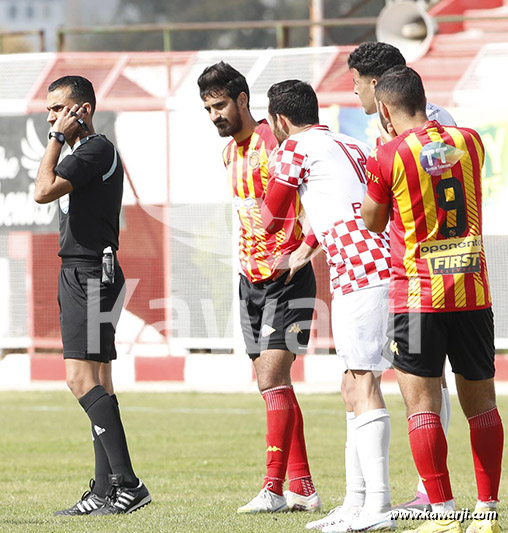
261 385 315 496
262 386 295 495
287 387 315 496
468 407 504 502
408 411 452 504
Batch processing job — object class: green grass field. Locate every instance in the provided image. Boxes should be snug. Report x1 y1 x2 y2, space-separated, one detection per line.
0 391 506 532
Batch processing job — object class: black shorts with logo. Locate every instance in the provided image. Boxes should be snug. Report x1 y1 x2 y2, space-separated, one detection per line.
58 259 125 363
385 307 495 380
239 262 316 359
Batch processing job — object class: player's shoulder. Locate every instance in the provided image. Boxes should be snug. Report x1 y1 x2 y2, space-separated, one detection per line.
254 120 277 147
426 102 456 126
73 134 114 157
334 131 372 153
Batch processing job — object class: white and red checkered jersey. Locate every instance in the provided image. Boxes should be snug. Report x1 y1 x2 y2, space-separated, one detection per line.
274 125 391 295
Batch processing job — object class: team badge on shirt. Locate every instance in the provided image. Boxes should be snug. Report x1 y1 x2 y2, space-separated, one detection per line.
248 150 260 169
419 142 465 176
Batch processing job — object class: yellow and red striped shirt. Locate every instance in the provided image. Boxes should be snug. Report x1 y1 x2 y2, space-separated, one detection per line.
366 120 491 312
223 120 304 283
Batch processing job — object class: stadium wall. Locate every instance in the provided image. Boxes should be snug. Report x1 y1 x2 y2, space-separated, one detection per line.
0 48 507 390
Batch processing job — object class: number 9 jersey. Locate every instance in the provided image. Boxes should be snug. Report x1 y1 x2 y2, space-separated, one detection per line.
365 119 491 313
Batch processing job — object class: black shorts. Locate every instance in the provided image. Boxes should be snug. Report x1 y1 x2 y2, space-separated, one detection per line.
58 261 125 363
385 307 495 380
239 262 316 359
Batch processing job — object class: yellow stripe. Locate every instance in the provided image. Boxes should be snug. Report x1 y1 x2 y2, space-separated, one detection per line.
236 145 246 199
453 273 467 308
445 128 487 306
396 134 427 308
445 129 481 234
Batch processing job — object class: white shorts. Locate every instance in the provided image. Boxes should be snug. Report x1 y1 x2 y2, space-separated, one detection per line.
331 283 391 373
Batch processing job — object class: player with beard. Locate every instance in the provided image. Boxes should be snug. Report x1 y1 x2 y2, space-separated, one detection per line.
197 62 321 515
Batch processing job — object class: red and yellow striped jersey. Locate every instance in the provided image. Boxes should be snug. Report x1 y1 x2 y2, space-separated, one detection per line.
366 120 491 312
223 120 304 283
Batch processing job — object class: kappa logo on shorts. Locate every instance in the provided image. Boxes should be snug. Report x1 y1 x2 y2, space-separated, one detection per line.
261 324 276 337
288 323 302 334
389 340 399 356
266 445 283 453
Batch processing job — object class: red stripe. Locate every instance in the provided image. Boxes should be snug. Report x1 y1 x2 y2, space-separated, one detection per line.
397 133 434 307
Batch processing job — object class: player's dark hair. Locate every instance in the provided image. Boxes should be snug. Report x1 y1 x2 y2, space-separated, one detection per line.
198 61 250 106
375 65 427 116
267 80 319 126
48 75 96 114
348 41 406 78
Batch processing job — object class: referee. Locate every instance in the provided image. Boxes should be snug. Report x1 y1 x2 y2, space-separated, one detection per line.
34 75 150 516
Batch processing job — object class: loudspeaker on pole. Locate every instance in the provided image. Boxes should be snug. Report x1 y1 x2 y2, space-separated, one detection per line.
376 0 436 62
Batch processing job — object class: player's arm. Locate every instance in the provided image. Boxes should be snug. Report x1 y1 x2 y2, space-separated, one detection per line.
34 140 73 203
284 234 320 285
261 177 296 234
361 193 390 233
34 105 82 203
262 138 306 234
361 147 392 232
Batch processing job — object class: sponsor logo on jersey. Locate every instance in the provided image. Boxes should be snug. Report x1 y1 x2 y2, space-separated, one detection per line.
233 196 256 211
420 236 482 275
419 142 464 176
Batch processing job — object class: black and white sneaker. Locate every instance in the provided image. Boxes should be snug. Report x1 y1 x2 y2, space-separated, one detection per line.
54 479 107 516
90 474 151 515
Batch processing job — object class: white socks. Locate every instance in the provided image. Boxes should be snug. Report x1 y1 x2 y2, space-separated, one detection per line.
432 499 455 514
354 408 392 513
343 411 366 509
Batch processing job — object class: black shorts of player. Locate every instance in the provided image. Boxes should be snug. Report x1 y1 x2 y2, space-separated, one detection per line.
239 261 316 360
385 307 495 381
58 259 125 363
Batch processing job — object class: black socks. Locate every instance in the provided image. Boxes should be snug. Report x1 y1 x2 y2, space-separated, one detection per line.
79 385 137 489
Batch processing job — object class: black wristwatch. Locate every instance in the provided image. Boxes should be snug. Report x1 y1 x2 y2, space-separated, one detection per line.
48 131 65 144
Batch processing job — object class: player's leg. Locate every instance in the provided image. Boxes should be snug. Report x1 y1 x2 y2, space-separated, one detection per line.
312 285 393 533
345 370 391 512
448 308 502 533
457 376 502 533
88 264 150 515
90 362 117 500
236 348 294 513
394 361 449 515
56 264 150 516
390 313 463 533
395 370 453 508
237 264 318 514
277 263 320 512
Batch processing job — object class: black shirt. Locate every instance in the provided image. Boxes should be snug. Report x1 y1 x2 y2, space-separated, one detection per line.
55 134 123 259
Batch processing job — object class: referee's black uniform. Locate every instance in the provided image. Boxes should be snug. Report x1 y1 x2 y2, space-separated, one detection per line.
56 134 124 361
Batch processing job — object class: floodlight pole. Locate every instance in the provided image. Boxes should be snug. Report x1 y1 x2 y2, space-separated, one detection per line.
309 0 324 47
